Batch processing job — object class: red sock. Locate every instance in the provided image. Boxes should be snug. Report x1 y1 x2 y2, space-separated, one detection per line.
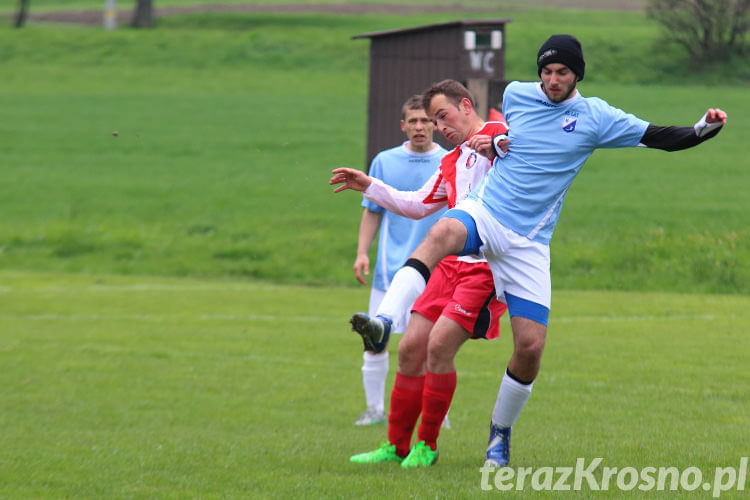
387 372 425 457
417 371 456 451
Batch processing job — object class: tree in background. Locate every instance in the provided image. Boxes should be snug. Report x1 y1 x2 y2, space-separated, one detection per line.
14 0 30 28
132 0 154 28
647 0 749 63
13 0 155 29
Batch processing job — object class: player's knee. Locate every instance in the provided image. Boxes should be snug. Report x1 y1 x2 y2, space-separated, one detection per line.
426 338 456 371
397 336 426 373
420 219 466 256
514 334 546 361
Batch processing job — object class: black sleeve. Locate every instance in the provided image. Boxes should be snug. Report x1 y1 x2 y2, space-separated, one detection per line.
640 124 722 152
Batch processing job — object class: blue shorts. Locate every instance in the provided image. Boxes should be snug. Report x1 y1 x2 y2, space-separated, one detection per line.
443 208 483 256
442 203 551 327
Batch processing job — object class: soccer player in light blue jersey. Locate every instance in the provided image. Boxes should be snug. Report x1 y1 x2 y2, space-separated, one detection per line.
375 34 727 466
350 95 448 426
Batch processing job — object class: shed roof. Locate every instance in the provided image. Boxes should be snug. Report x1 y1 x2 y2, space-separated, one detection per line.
352 18 512 40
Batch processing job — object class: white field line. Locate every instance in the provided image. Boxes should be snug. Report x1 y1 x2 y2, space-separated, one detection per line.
0 313 334 322
0 283 294 293
0 312 738 323
552 313 721 323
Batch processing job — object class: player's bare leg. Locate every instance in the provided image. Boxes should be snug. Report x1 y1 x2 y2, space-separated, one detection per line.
396 313 433 376
425 317 471 375
351 220 469 464
401 316 470 466
410 217 469 272
425 317 471 428
508 317 547 382
373 218 468 327
486 317 547 467
351 313 434 464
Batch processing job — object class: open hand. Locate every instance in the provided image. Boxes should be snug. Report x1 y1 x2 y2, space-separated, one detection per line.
330 167 372 193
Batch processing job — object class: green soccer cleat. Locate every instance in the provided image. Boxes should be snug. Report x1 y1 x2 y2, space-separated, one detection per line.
400 441 439 468
350 442 404 464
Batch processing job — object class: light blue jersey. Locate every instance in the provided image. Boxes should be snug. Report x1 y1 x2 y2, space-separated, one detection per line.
364 142 447 291
471 81 649 244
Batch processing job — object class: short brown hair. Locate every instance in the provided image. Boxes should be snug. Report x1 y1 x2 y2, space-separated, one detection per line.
401 94 425 119
422 79 476 113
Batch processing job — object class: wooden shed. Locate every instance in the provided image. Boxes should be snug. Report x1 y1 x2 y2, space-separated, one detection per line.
353 18 512 165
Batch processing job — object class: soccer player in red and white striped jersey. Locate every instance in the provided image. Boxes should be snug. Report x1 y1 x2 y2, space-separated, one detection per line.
331 80 510 467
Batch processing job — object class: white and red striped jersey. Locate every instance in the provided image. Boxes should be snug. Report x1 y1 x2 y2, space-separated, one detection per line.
363 121 508 218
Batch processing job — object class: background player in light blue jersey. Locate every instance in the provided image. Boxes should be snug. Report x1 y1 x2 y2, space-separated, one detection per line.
375 34 727 465
350 95 447 426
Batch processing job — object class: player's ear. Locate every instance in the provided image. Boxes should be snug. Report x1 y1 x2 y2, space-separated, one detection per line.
460 98 473 114
400 120 406 132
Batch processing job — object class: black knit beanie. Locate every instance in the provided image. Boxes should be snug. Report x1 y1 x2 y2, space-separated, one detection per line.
537 34 585 81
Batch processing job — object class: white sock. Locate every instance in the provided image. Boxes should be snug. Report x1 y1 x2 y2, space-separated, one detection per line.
491 370 534 428
362 350 389 413
376 265 427 321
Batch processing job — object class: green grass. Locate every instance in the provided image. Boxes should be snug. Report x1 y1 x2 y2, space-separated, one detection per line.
0 10 748 293
0 6 747 498
4 0 645 13
0 270 747 497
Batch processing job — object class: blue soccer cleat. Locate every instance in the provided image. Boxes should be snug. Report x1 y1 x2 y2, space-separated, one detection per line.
484 423 511 467
350 313 392 353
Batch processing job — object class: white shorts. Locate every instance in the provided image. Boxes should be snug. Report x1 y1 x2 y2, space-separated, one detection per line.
368 287 409 334
454 198 551 310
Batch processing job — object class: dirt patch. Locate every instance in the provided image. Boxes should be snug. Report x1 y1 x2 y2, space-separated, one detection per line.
25 2 645 26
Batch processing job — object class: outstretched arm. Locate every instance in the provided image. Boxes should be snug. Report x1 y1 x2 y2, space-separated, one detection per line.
330 167 372 193
331 167 447 220
640 108 727 151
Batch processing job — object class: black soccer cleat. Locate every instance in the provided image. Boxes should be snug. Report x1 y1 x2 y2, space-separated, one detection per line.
350 312 392 353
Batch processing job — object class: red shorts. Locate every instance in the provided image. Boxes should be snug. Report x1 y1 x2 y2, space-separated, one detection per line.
412 256 507 340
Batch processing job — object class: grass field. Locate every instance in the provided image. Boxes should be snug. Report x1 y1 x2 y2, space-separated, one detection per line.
1 3 748 497
1 0 647 13
1 10 748 292
1 270 748 498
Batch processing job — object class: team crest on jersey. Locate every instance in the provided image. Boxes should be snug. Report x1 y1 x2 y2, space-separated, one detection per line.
562 116 577 133
466 152 477 169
